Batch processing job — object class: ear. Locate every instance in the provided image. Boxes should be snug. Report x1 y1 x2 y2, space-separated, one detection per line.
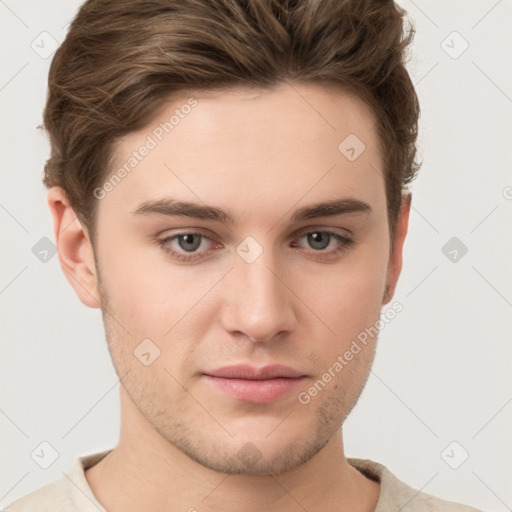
383 193 411 304
47 186 101 309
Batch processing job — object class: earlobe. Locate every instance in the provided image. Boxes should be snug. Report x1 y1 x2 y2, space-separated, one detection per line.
382 193 412 305
47 186 101 309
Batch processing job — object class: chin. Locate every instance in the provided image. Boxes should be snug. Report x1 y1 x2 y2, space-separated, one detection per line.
179 436 325 476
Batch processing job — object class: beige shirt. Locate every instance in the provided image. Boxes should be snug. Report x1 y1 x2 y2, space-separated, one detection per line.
4 450 482 511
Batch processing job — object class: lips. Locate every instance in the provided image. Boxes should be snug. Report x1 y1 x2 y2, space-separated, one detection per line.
204 364 305 380
203 364 307 404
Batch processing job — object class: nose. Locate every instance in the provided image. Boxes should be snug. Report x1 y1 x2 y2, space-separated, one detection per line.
220 248 297 344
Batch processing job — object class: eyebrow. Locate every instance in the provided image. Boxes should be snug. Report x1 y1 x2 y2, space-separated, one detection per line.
131 197 372 224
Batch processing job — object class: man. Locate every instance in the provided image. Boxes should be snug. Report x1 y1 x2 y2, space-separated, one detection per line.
5 0 482 510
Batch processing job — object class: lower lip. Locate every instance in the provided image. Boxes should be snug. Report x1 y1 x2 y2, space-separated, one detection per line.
203 375 306 404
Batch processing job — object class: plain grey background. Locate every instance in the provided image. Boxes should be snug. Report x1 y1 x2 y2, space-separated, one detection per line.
1 1 511 510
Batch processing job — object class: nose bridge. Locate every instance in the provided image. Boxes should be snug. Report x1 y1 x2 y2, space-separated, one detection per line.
222 243 296 342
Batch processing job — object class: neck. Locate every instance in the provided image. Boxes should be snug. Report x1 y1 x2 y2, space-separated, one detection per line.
85 388 380 512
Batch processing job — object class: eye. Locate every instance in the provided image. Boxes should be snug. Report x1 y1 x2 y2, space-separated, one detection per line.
292 230 353 259
157 229 353 263
304 232 333 250
157 232 219 261
174 233 203 252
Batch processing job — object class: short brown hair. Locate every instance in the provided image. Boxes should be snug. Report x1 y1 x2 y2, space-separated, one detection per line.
43 0 421 244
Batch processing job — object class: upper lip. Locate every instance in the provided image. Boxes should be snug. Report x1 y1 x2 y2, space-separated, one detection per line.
204 364 306 380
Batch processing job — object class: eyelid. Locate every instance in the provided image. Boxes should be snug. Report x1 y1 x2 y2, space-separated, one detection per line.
160 230 220 248
156 226 215 238
293 225 353 240
156 223 351 240
292 229 353 248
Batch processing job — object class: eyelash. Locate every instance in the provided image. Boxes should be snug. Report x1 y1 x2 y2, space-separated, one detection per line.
156 229 354 262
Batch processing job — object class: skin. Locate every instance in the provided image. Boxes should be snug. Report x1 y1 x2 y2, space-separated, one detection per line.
48 81 410 512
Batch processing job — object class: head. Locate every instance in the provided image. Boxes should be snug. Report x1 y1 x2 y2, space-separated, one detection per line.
46 0 420 476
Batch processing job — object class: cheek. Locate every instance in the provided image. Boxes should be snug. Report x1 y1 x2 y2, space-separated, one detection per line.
96 235 213 336
305 248 387 314
294 246 388 355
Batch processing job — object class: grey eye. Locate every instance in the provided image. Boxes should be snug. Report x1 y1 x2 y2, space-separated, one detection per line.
177 234 203 252
306 232 331 250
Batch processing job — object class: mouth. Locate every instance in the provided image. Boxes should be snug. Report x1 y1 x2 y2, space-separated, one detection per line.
202 364 307 404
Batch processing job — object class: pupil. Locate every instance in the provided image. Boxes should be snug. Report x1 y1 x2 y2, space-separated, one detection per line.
179 234 201 252
308 232 330 250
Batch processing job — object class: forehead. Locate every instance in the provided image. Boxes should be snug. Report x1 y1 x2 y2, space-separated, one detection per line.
103 82 384 220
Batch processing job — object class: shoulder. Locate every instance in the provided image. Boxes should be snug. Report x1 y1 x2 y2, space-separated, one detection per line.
3 450 111 512
348 457 484 512
3 477 74 512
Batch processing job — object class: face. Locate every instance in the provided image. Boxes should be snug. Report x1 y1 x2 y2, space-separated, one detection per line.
89 82 397 475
